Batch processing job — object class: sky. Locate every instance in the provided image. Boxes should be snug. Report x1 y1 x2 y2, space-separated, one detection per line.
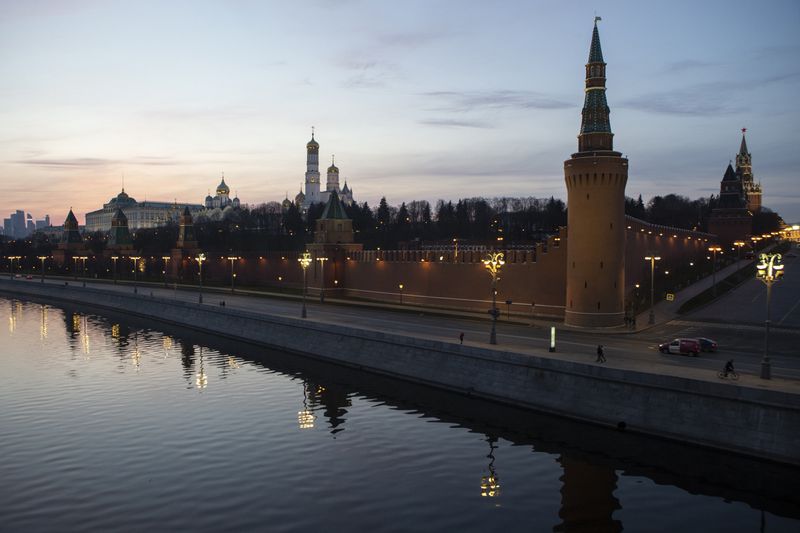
1 0 798 225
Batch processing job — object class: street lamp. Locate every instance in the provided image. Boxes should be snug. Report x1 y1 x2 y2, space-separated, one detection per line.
130 256 141 294
453 238 458 260
708 246 722 297
72 256 80 281
398 283 404 304
37 256 47 283
78 256 88 287
227 256 239 292
298 252 312 318
483 252 505 345
195 253 206 303
9 255 22 279
644 254 661 325
316 256 328 303
162 256 171 287
756 253 785 379
733 241 745 270
111 255 119 284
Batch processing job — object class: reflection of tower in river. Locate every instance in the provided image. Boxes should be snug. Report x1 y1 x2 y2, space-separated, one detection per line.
480 436 501 498
305 380 351 435
180 342 195 384
554 455 622 533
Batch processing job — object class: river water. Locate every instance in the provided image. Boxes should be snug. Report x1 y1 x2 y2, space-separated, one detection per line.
1 296 798 532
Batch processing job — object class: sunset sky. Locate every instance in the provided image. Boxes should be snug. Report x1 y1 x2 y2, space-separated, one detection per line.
1 0 798 225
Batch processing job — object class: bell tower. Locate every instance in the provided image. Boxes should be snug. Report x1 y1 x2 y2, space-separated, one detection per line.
563 18 628 327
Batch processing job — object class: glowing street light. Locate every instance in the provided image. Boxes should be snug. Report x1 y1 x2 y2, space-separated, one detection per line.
398 283 404 304
708 246 722 297
72 256 80 281
37 255 47 283
756 253 785 379
8 255 22 279
298 252 312 318
111 255 119 284
316 256 328 303
162 256 171 287
195 253 206 303
644 254 661 325
483 252 505 345
227 256 239 292
78 256 88 287
733 241 746 270
130 256 142 294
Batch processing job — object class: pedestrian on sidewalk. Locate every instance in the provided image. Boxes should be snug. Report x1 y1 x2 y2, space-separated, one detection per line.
459 332 464 344
596 344 606 363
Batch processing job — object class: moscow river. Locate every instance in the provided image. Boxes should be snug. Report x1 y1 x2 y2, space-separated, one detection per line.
1 296 798 532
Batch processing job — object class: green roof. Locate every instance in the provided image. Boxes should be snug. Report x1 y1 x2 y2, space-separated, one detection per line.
320 190 349 220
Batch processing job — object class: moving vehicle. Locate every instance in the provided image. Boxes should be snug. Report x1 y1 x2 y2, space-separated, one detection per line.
658 338 700 356
698 337 718 352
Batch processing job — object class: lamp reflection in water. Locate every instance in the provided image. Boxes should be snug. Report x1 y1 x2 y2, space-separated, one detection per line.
480 436 501 498
196 346 208 390
298 382 316 429
81 315 90 355
40 305 48 339
131 332 141 369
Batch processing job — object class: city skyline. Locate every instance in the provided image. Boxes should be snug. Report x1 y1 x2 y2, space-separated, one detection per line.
1 0 798 226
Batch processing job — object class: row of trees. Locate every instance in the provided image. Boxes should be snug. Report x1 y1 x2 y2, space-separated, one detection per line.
1 194 783 256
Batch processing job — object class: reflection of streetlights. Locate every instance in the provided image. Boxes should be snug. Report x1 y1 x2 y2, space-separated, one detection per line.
483 252 504 345
37 256 47 283
111 255 119 284
316 256 328 303
162 256 171 287
195 253 206 303
227 256 239 292
130 256 141 294
756 253 785 380
644 254 661 325
398 283 404 304
480 436 501 498
9 255 22 279
298 252 312 318
708 246 722 297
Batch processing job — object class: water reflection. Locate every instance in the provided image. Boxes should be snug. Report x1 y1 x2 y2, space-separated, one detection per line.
1 296 798 529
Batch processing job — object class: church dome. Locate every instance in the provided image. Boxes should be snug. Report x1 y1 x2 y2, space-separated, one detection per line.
295 190 306 205
306 135 319 149
216 177 230 196
282 197 292 210
110 188 136 206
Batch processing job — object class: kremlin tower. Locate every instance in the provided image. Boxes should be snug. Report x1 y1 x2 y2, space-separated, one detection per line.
563 19 628 327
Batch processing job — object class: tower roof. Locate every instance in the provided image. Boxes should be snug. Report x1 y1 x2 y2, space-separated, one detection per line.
739 129 749 156
327 155 339 173
216 177 230 195
320 189 348 220
722 163 738 182
588 18 604 63
111 207 128 226
64 208 79 229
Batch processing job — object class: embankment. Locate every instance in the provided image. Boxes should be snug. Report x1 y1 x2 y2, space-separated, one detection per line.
2 279 798 465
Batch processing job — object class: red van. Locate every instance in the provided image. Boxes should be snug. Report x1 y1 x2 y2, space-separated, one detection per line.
658 338 701 357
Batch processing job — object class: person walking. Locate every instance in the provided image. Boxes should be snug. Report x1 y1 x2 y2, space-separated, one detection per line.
596 344 606 363
459 332 464 344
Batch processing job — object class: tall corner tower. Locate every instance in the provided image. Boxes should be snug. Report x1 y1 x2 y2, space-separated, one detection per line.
735 129 762 212
564 19 628 327
304 129 321 206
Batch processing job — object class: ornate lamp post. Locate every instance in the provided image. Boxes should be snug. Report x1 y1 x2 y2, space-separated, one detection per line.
9 255 22 279
644 254 661 325
733 241 746 270
227 256 239 292
708 245 722 297
111 255 119 284
195 253 206 303
130 256 141 294
298 252 312 318
483 252 505 345
756 253 785 380
78 256 88 287
72 256 80 281
37 255 47 283
316 256 328 303
162 256 171 287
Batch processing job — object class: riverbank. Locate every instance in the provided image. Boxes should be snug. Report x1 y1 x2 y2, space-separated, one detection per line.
1 278 798 465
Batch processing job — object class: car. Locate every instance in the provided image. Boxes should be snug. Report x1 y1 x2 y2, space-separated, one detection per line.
697 337 717 352
25 275 33 280
658 338 700 357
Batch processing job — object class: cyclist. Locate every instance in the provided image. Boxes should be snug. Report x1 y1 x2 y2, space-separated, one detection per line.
723 359 735 377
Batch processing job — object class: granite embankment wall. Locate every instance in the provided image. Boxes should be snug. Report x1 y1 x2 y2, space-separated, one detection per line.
2 279 797 465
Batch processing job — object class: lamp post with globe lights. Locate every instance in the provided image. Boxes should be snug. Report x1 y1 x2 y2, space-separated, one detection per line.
756 253 785 379
483 252 505 345
316 256 328 303
298 252 312 318
644 254 661 325
37 256 47 283
227 256 239 292
195 253 206 303
130 256 141 294
708 246 722 297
